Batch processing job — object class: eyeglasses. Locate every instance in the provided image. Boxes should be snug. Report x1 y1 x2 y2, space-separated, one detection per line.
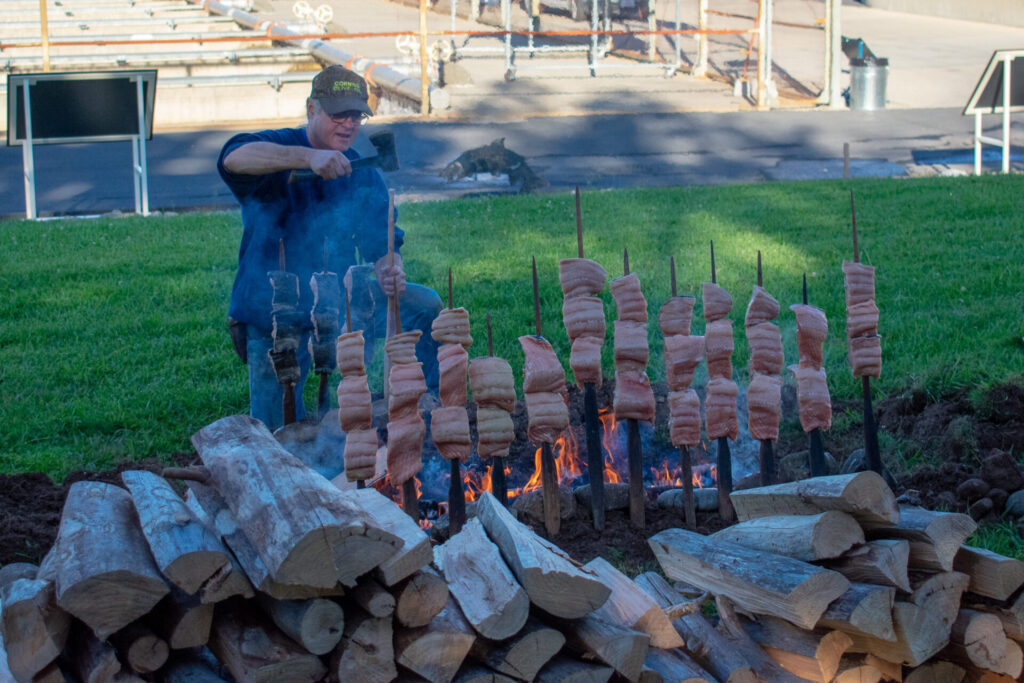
327 110 369 123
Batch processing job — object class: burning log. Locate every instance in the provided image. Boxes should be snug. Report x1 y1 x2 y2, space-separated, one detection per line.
255 594 345 656
120 469 230 595
330 612 396 683
954 545 1024 601
207 601 326 682
468 618 565 681
51 481 169 640
394 593 477 683
711 511 865 562
393 566 450 629
434 518 529 640
819 538 912 592
583 557 684 650
0 578 69 682
191 415 401 589
728 471 900 527
474 491 610 619
648 527 850 630
908 570 971 629
739 614 854 682
108 622 168 674
863 506 978 572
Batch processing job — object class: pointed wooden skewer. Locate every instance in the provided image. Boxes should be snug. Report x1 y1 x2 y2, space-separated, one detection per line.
804 273 827 477
279 238 297 426
623 249 645 529
532 256 561 536
671 256 697 529
446 269 467 535
343 286 367 490
486 312 509 506
852 190 882 474
710 242 733 522
757 251 776 486
385 190 418 521
576 187 606 531
316 240 333 421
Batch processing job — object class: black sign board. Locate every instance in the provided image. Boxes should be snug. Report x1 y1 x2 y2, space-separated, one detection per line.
7 70 156 146
963 50 1024 115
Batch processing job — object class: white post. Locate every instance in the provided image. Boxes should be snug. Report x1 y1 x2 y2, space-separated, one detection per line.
1002 54 1011 174
694 0 708 77
647 2 656 63
756 0 767 109
135 76 150 216
22 80 37 220
828 0 842 108
975 111 982 176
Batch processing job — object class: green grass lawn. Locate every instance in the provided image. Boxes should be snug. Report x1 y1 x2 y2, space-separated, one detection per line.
2 174 1022 482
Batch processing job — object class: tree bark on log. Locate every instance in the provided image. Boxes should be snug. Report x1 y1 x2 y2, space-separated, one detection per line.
120 469 229 595
348 487 432 587
435 518 529 641
908 570 970 629
207 601 326 683
66 621 122 683
954 545 1024 602
649 527 850 629
394 594 477 683
904 660 964 683
642 647 714 683
713 596 813 683
149 584 214 650
474 492 610 619
817 581 896 642
329 611 396 683
0 578 70 683
191 415 399 588
558 614 650 683
740 614 852 682
452 663 517 683
160 651 230 683
468 618 564 682
728 472 899 527
256 595 345 656
844 601 950 666
864 506 977 572
393 566 450 629
534 655 613 683
352 575 396 618
712 511 864 562
110 622 169 674
820 539 912 592
633 571 759 683
583 557 684 649
52 481 169 640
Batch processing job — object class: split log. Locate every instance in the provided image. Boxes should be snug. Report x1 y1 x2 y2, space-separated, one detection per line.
31 662 66 683
469 618 564 682
991 639 1024 678
0 578 70 683
395 593 477 683
453 664 517 683
583 557 684 649
393 566 450 628
946 609 1010 672
257 594 345 656
633 571 758 683
954 545 1024 601
820 539 912 592
817 581 896 642
159 650 229 683
435 517 529 640
534 655 613 683
349 487 432 587
908 570 970 628
649 527 850 629
110 622 169 674
712 511 864 562
642 648 713 683
833 655 883 683
714 596 816 683
864 653 902 682
121 469 229 594
845 601 950 666
52 481 169 639
474 491 610 618
149 584 214 650
864 506 977 572
728 472 899 527
207 601 326 683
559 614 650 683
352 575 396 618
904 660 965 683
197 558 255 604
962 670 1017 683
330 611 396 683
66 620 122 683
0 563 38 589
191 415 399 588
741 614 853 682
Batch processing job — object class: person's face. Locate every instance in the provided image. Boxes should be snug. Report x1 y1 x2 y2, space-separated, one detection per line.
306 99 365 152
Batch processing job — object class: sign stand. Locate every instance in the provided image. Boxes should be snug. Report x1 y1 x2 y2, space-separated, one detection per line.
963 49 1024 175
7 70 157 219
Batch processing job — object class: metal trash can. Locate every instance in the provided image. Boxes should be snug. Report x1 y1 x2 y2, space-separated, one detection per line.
849 57 888 110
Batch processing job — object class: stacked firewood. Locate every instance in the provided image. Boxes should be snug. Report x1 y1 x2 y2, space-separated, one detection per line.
647 470 1024 682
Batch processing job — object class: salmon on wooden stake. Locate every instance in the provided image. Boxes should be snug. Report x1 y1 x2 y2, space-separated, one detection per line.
846 300 880 339
337 374 373 432
344 428 378 481
519 335 567 395
431 307 473 349
609 273 648 322
524 391 570 444
561 296 607 343
842 260 876 307
747 321 784 376
384 331 421 366
704 318 735 380
569 335 603 387
701 281 733 322
613 320 650 373
658 296 696 337
663 334 705 391
668 389 702 447
790 304 828 369
849 334 882 378
744 285 780 327
789 364 832 431
558 258 607 298
468 356 516 413
336 330 367 377
430 406 471 462
475 406 515 459
705 376 739 440
437 343 468 407
613 370 656 423
386 412 426 485
747 373 782 441
387 363 427 421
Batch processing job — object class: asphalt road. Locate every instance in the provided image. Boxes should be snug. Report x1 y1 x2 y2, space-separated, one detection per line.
1 106 1020 218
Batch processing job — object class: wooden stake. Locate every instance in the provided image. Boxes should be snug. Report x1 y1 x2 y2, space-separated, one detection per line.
531 257 559 535
447 268 466 535
710 240 717 284
531 257 542 338
757 250 763 288
670 256 695 528
670 256 677 297
756 250 775 485
803 273 827 478
851 190 882 475
575 200 604 530
717 437 734 521
575 186 584 259
485 313 508 506
624 252 644 529
277 239 297 425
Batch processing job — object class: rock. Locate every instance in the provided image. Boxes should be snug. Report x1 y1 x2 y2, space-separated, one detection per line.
779 450 839 482
980 450 1024 492
694 487 718 511
512 485 577 525
989 488 1009 513
660 487 719 511
734 473 762 491
1005 490 1024 518
840 448 899 490
896 489 922 507
574 483 630 511
969 497 995 522
956 477 992 503
933 490 959 512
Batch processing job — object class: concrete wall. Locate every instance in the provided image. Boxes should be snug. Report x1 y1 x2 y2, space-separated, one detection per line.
860 0 1024 28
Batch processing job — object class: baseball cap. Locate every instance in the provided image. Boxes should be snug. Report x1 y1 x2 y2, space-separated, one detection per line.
310 65 373 116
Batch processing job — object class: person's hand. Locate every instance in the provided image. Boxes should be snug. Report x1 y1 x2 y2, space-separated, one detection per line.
375 254 407 299
308 149 352 179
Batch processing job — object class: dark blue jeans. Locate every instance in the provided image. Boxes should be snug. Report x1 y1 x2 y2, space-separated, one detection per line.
247 281 441 431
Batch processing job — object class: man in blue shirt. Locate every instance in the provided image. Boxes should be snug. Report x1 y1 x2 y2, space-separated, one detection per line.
218 65 441 430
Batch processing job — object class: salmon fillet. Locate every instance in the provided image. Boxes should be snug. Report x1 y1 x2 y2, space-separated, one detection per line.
438 343 468 407
558 258 607 298
658 296 696 337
